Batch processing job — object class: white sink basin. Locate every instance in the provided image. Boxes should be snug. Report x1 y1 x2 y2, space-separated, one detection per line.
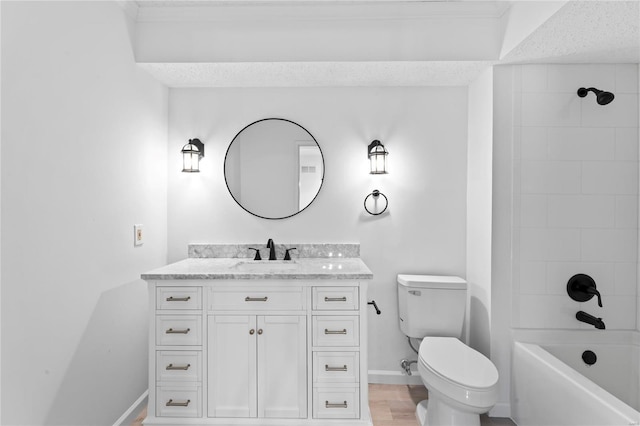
232 260 299 271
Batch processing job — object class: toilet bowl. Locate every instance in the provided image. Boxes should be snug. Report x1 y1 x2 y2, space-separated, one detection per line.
416 337 499 426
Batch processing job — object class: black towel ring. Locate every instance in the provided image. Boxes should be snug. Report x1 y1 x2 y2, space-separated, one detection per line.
364 189 388 215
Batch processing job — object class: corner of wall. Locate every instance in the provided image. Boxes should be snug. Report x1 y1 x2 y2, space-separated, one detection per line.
490 65 516 416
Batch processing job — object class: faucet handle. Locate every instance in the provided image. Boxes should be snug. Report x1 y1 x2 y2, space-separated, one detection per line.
283 248 297 261
248 248 262 261
587 287 603 307
567 274 603 307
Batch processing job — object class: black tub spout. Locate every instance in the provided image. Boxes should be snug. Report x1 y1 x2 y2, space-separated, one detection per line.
576 311 605 329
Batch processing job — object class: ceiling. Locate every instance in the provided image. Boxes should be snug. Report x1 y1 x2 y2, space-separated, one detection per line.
124 0 640 87
502 0 640 64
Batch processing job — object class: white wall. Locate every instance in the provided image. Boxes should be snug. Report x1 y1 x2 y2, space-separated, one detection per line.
511 64 639 330
466 68 494 358
167 87 468 375
1 2 168 425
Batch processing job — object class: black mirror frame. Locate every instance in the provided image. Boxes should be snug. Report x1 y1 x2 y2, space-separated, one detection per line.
223 118 325 220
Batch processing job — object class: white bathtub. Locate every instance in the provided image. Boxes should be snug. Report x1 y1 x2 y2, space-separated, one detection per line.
512 330 640 426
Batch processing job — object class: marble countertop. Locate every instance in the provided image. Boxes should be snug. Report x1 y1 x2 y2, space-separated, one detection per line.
141 257 373 280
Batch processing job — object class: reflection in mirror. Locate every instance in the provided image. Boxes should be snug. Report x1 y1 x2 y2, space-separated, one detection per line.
224 118 324 219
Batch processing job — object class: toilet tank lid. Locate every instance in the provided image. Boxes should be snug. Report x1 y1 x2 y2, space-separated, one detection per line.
397 274 467 289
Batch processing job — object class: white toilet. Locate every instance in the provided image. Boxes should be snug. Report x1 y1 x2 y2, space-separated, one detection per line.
397 274 499 426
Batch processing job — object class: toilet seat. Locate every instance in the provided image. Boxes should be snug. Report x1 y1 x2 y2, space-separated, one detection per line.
418 337 499 412
418 336 498 390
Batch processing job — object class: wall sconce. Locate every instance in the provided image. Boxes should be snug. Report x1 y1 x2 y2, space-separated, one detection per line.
368 140 388 174
181 138 205 173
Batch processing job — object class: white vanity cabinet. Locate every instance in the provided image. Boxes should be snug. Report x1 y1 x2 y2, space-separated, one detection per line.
144 279 372 426
207 314 307 418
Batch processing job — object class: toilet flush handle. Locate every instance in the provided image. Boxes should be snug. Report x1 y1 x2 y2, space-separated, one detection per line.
408 290 421 296
367 300 381 315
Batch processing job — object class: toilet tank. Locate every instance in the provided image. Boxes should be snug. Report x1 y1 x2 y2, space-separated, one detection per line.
397 274 467 338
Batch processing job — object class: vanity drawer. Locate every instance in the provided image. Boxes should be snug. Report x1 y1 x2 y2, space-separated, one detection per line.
157 287 202 310
313 352 359 383
156 315 202 346
313 316 360 347
313 287 358 311
156 385 201 418
313 386 360 419
209 287 305 311
157 351 201 382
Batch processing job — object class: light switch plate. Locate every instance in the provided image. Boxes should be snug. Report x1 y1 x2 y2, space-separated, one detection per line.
134 224 144 246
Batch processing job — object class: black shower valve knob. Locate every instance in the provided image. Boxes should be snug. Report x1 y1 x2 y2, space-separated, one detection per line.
567 274 602 307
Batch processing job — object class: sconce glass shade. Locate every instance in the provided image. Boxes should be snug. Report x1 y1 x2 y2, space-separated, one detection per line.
368 140 388 174
182 138 205 173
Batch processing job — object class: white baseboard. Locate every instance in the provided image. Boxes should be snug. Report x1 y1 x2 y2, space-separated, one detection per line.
488 402 511 418
368 369 423 385
113 390 148 426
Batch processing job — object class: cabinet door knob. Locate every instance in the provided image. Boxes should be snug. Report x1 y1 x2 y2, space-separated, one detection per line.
257 329 263 335
249 329 255 335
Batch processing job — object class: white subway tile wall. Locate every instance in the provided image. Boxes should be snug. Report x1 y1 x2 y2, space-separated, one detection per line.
513 64 639 330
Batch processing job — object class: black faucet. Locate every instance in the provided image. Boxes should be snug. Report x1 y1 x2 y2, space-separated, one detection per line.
266 239 277 260
576 311 605 329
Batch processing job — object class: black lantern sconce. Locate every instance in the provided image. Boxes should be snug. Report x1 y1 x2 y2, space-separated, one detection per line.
368 140 388 174
181 138 205 173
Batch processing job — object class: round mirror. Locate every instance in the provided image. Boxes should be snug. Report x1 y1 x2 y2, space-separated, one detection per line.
224 118 325 219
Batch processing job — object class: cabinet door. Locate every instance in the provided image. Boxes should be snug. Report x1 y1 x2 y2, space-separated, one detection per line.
257 315 307 418
208 315 257 418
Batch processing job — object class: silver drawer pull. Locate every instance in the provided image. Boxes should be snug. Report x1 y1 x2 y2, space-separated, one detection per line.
166 363 191 371
325 296 347 302
166 296 191 302
325 401 348 409
245 297 268 302
325 364 348 372
166 328 190 334
166 399 191 407
325 329 347 335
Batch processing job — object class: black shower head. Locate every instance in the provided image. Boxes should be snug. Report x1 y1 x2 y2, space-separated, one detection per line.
577 87 615 105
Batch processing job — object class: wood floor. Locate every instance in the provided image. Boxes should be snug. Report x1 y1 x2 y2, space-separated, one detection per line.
368 384 515 426
132 384 515 426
